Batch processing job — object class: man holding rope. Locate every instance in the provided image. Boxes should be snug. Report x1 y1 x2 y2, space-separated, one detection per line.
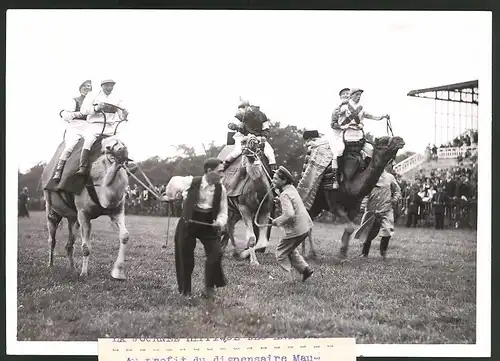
161 158 228 299
271 166 314 281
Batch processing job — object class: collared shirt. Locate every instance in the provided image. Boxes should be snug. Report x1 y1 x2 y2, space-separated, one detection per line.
362 171 402 213
163 175 228 227
274 184 313 239
80 90 126 124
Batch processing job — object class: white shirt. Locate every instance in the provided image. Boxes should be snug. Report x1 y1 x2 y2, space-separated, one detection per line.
163 175 228 227
80 90 126 124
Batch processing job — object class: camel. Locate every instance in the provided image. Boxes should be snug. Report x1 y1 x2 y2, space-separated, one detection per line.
218 134 274 266
40 134 131 279
296 127 405 260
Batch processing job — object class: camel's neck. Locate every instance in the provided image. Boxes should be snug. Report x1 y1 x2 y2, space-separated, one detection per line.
94 157 129 208
246 160 271 188
344 158 387 199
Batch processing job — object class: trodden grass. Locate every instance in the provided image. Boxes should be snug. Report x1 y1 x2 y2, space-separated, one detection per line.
17 211 476 343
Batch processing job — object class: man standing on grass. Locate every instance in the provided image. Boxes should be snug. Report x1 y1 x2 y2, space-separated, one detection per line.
161 158 228 299
355 162 402 260
271 166 314 281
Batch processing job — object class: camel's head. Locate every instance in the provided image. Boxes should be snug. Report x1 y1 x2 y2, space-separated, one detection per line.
241 134 265 163
371 136 405 168
101 136 131 165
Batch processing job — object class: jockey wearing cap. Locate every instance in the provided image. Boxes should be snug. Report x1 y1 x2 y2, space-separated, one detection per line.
53 80 93 183
75 79 129 176
328 88 389 189
223 99 277 173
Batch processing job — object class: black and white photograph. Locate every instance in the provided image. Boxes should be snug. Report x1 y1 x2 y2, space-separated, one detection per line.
6 9 491 358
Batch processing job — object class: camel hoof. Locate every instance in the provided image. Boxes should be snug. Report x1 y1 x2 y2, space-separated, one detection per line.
250 260 260 266
79 271 88 277
111 268 126 280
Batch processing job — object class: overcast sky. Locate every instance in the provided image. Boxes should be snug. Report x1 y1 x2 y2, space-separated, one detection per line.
6 10 490 172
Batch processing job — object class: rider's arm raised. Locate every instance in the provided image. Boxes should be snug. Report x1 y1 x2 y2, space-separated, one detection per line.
363 112 385 121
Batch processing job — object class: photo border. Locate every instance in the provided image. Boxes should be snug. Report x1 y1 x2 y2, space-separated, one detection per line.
3 4 494 360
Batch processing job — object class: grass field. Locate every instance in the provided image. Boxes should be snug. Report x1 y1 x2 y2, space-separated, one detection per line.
17 211 476 343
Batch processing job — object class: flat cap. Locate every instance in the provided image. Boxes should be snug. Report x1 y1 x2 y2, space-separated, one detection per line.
350 88 364 96
339 87 350 96
277 166 295 183
101 79 116 86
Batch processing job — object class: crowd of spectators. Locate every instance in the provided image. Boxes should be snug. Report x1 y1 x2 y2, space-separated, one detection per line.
425 129 478 162
394 164 477 229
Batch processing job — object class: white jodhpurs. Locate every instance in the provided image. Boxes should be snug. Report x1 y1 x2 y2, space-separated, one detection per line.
60 121 87 160
82 122 116 150
327 128 345 168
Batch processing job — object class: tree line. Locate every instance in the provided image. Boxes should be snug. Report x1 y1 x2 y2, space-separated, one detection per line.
18 121 415 194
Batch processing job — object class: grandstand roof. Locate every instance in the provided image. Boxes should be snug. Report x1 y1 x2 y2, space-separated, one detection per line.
407 80 478 104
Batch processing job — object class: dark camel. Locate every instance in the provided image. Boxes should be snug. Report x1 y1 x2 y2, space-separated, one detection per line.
297 128 405 260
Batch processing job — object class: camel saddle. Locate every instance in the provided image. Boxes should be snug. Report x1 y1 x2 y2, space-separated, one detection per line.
39 135 110 195
218 144 271 198
297 128 368 210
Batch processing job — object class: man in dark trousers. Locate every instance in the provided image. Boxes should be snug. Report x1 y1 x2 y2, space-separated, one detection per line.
431 184 449 229
161 158 228 299
405 184 423 228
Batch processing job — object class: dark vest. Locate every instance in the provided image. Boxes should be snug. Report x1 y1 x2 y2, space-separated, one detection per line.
182 176 222 222
73 95 87 120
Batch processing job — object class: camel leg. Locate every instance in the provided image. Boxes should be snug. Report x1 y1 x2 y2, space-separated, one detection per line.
306 228 317 259
46 208 62 268
337 221 355 260
238 206 260 266
110 210 129 280
225 211 240 253
77 210 92 277
65 218 78 271
254 210 270 251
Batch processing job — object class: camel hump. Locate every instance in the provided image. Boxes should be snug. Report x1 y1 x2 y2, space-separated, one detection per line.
40 135 110 194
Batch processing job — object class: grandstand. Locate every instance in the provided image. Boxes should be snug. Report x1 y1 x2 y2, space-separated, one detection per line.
394 80 478 178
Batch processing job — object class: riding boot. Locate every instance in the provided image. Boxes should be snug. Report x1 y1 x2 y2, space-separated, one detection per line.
380 236 391 260
75 149 90 176
52 159 67 183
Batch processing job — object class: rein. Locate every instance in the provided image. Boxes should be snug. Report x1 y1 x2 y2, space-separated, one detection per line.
242 139 276 228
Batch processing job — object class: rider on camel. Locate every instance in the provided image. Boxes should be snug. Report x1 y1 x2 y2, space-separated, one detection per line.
52 79 93 183
75 79 129 177
328 88 389 189
223 99 277 174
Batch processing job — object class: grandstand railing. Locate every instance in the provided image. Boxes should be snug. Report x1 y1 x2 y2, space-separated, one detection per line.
437 146 477 159
394 153 426 175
